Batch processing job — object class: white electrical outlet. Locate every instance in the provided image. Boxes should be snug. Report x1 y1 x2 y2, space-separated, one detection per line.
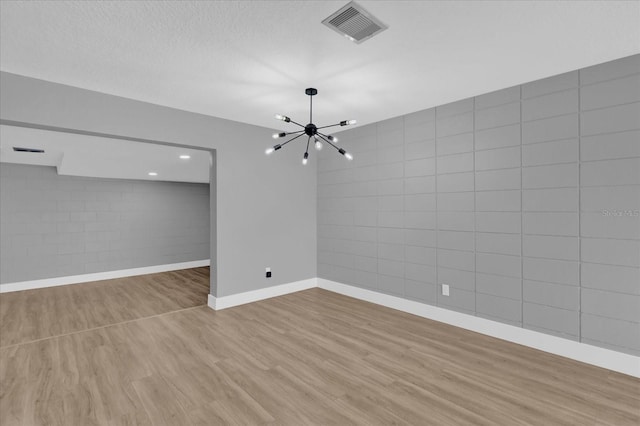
442 284 450 296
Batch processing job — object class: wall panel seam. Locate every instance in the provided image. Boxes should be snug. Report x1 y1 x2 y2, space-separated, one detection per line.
520 85 525 326
435 108 439 307
473 97 477 315
578 69 583 343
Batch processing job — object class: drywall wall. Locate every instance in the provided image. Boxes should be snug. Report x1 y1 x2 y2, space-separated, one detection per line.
0 163 209 284
0 72 317 297
317 54 640 356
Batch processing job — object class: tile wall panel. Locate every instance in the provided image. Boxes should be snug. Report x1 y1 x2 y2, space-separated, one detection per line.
317 55 640 355
0 164 210 283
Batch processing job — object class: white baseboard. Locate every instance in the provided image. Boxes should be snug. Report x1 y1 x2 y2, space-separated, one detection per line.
317 278 640 378
0 260 210 293
208 278 317 310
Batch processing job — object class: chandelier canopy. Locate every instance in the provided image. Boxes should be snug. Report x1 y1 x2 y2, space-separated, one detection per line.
266 88 355 165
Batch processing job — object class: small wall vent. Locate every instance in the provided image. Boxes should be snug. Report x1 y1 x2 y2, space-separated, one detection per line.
322 1 388 44
13 147 45 153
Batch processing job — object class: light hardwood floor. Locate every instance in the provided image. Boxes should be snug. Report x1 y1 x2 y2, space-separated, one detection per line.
0 267 210 347
1 268 638 425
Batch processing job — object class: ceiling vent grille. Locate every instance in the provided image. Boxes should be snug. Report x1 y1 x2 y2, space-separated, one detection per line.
322 1 388 44
13 147 44 153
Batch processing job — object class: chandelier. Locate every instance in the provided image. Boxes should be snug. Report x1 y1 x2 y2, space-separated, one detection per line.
266 88 355 165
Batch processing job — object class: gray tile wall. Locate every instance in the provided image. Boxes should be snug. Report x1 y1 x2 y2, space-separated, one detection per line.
317 54 640 356
521 71 581 341
1 163 210 284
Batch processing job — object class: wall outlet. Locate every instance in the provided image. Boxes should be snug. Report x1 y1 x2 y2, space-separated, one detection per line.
265 267 271 278
441 284 450 296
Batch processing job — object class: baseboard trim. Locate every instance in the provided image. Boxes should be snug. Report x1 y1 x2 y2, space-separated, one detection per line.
317 278 640 378
0 260 210 293
26 265 630 377
208 278 317 310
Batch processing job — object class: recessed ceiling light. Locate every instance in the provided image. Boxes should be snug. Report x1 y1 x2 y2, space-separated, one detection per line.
148 172 158 176
179 155 191 159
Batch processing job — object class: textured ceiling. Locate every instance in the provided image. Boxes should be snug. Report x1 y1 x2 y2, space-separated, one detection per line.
1 1 639 132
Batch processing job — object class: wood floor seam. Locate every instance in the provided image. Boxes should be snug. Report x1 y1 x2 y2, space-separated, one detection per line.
0 303 207 350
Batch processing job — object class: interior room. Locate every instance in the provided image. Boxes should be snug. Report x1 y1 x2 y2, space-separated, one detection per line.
0 1 638 425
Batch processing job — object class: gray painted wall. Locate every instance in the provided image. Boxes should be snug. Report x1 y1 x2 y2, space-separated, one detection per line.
317 54 640 356
0 163 210 284
0 72 317 297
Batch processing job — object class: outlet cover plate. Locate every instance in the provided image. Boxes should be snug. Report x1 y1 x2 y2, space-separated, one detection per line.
442 284 450 296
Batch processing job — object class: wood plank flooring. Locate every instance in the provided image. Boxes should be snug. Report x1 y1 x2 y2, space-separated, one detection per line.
0 267 210 347
1 268 638 425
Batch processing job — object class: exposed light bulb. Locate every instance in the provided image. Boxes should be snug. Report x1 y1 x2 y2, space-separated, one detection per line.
328 135 338 143
272 132 286 139
315 139 323 151
340 119 357 126
266 144 282 156
347 119 357 125
179 155 191 159
274 114 290 123
338 148 353 160
302 152 309 165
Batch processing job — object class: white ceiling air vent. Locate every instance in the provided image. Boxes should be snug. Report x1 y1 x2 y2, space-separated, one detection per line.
322 1 388 44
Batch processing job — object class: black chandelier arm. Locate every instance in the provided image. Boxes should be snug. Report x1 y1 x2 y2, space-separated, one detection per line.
305 136 311 153
288 119 306 128
316 133 341 151
279 132 306 148
272 129 304 140
315 123 343 130
317 119 356 130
